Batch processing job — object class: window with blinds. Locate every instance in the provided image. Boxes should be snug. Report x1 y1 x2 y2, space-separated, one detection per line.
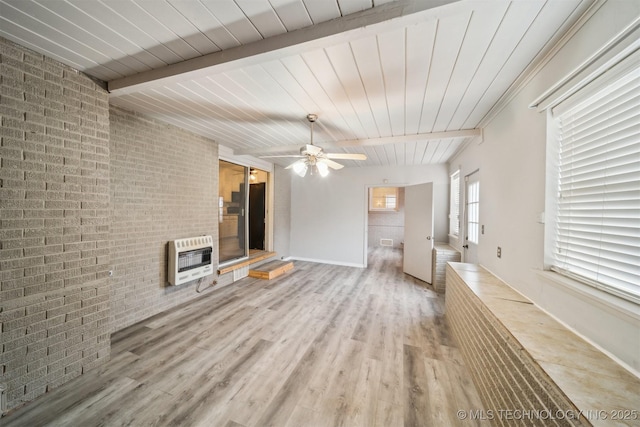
450 171 460 236
550 56 640 303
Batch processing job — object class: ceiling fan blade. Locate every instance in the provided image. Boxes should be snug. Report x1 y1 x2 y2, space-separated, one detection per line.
318 158 344 170
302 144 322 156
260 154 304 158
325 153 367 160
285 159 306 169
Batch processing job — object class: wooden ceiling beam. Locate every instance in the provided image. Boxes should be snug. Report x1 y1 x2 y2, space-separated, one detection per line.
108 0 460 95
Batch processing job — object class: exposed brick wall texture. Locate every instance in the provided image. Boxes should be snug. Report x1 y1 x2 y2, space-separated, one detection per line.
445 265 585 426
109 106 218 332
0 37 111 411
431 244 461 293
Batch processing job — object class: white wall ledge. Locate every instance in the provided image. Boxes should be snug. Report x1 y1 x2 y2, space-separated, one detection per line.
535 270 640 325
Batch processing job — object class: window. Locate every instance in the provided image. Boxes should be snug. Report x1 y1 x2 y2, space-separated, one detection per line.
369 187 399 211
547 56 640 303
466 179 479 244
449 171 460 236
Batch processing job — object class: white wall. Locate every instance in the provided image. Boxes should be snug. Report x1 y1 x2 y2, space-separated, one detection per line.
449 0 640 375
273 165 292 259
289 164 449 267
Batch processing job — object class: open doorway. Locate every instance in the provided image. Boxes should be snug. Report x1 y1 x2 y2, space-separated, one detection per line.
367 187 405 251
248 168 268 251
364 184 435 283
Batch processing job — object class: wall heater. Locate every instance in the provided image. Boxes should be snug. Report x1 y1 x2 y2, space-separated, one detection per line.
168 235 214 286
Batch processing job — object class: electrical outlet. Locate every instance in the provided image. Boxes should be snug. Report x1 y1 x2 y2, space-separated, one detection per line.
497 247 502 258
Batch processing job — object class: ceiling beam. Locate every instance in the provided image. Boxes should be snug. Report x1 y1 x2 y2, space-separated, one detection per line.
234 129 482 156
108 0 460 95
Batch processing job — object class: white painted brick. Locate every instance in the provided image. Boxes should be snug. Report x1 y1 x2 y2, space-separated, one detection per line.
0 36 110 411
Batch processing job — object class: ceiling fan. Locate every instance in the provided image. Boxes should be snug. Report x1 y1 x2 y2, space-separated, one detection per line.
260 114 367 177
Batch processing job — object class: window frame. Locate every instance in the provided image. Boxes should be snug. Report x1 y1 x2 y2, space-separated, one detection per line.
369 187 399 212
449 170 460 237
466 179 480 245
544 51 640 305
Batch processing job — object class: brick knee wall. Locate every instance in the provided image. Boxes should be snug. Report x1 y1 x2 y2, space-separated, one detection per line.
445 265 588 427
1 37 111 411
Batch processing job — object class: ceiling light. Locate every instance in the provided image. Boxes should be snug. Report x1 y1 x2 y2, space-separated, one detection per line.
292 161 308 177
316 161 329 177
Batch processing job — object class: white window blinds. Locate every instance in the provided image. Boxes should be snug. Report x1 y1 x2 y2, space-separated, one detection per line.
552 61 640 303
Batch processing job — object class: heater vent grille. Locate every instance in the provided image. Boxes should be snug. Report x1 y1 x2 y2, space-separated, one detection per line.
233 266 249 281
168 235 214 286
380 238 393 247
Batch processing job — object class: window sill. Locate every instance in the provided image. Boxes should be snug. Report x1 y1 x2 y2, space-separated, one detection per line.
535 270 640 324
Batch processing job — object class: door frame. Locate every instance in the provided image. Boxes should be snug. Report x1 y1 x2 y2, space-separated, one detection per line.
218 149 274 267
462 169 480 263
362 182 406 268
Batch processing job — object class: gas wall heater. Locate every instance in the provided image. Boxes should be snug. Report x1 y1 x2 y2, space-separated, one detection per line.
168 235 214 286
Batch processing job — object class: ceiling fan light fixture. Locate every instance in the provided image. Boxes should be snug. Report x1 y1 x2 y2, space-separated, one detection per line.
269 114 366 175
316 161 329 177
292 161 308 177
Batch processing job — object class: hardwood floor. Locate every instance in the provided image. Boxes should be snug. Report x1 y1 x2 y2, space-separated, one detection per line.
3 247 488 427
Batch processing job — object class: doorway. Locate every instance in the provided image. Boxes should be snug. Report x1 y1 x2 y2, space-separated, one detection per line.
364 183 434 284
219 160 247 264
367 186 404 251
249 181 266 250
218 162 269 265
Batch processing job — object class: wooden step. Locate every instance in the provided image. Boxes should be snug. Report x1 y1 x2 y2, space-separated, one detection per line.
218 251 277 275
248 260 294 280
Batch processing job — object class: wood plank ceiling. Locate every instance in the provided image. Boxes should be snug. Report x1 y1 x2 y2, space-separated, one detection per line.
0 0 592 168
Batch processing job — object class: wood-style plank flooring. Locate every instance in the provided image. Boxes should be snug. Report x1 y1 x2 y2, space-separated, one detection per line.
3 247 488 426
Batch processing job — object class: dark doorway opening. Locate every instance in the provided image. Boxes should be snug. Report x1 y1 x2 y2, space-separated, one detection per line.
249 182 266 250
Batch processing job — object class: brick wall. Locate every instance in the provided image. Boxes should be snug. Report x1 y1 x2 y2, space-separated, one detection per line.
0 37 110 411
109 106 218 332
445 264 585 426
431 244 461 293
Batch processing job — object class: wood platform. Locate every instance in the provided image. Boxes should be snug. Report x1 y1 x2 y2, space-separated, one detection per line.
248 260 294 280
217 251 277 275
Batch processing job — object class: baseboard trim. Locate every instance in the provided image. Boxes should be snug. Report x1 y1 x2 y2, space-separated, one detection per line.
290 256 365 269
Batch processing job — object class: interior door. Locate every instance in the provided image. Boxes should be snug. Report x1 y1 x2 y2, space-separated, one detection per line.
403 182 434 283
463 171 480 263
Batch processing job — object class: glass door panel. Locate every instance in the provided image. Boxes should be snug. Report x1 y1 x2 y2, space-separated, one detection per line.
219 160 248 264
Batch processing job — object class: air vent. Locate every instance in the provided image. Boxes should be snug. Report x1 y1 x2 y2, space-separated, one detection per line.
380 239 393 247
233 266 249 281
